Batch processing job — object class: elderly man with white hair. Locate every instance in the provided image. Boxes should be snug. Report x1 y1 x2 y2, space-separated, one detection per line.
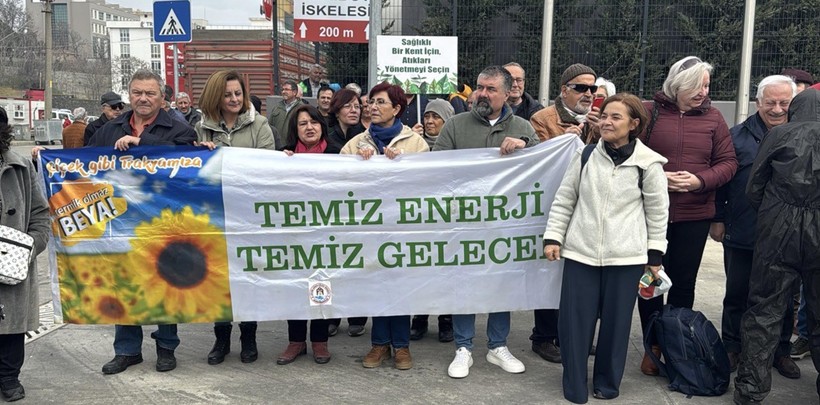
175 92 201 127
61 107 87 148
710 74 800 378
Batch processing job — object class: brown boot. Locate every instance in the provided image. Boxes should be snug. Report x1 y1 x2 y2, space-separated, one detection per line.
276 342 307 365
394 347 413 370
312 342 331 364
641 345 662 376
362 345 391 368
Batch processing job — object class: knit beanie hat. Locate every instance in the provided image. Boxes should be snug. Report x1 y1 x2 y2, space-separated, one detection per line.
424 99 455 122
560 64 597 86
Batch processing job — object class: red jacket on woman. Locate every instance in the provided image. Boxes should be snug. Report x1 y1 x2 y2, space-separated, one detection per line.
641 92 737 223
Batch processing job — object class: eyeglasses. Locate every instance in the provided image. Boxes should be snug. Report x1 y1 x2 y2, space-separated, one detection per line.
679 57 702 72
367 99 391 106
565 83 598 94
342 103 361 110
512 78 525 84
106 103 125 110
281 87 294 92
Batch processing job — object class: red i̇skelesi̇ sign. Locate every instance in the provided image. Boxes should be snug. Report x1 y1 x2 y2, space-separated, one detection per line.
293 0 369 43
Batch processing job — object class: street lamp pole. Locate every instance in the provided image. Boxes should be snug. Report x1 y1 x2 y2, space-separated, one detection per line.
43 0 53 121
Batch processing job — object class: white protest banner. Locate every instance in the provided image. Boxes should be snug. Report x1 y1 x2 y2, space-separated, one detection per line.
376 35 458 94
40 135 581 324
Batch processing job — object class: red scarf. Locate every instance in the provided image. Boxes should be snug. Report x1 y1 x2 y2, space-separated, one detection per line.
295 138 327 154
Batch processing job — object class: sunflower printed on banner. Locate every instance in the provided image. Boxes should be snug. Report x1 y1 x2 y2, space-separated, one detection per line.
40 146 231 324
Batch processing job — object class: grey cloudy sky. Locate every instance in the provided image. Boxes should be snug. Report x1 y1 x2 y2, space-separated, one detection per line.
117 0 265 26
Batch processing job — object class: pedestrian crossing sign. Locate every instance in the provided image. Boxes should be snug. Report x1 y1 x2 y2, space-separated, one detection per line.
153 1 191 43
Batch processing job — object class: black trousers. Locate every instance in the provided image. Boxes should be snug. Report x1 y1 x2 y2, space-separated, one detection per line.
328 317 367 327
0 333 24 382
559 259 643 404
411 314 452 326
639 220 710 334
287 319 329 343
721 246 793 357
531 309 559 345
735 245 820 401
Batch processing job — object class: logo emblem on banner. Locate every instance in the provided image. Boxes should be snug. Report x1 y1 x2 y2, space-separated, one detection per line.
309 281 332 305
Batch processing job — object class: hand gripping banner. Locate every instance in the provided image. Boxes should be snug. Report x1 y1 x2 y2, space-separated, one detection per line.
40 135 582 325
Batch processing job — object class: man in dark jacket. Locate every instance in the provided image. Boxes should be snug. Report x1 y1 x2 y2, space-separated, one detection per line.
734 88 820 404
175 92 201 127
93 70 196 376
711 75 799 377
503 62 543 121
84 91 125 145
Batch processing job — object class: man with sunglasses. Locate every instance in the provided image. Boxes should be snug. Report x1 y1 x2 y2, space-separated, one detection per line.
530 63 601 144
83 91 126 145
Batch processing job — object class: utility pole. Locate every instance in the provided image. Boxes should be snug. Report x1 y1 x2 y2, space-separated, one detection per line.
367 0 381 90
272 0 280 94
43 0 53 121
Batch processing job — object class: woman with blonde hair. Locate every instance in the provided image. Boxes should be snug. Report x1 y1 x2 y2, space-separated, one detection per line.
195 70 275 366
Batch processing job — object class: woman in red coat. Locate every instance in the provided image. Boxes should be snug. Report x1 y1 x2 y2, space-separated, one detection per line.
637 56 737 376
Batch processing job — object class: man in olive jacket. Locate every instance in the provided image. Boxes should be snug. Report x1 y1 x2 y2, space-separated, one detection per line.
433 65 537 380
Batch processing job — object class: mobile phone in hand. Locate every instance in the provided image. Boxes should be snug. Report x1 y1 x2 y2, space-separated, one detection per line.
592 96 605 110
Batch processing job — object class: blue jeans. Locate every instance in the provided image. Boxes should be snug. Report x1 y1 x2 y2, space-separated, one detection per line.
370 315 411 348
452 312 510 350
114 324 179 356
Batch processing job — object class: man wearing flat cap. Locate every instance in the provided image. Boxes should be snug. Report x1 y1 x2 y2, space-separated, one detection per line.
530 63 601 144
84 91 126 145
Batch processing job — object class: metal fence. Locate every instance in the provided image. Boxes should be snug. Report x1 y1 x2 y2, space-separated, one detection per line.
289 0 818 102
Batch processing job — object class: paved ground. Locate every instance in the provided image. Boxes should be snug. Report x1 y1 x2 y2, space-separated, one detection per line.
11 142 818 404
15 239 816 405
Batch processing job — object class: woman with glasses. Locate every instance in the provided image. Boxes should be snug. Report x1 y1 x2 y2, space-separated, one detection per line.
195 70 276 366
340 82 428 370
636 56 737 376
327 89 366 153
323 88 369 337
275 104 337 365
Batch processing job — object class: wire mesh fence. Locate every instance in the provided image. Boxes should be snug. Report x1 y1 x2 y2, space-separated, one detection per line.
300 0 819 102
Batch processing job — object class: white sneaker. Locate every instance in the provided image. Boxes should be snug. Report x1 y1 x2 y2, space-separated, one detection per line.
448 347 474 378
486 346 525 373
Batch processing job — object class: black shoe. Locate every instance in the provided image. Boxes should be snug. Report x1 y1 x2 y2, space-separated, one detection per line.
156 347 177 372
773 356 800 379
728 352 740 372
102 354 143 375
438 324 454 343
0 380 25 402
532 341 561 363
348 325 366 337
592 389 618 400
733 389 761 404
328 323 338 337
239 323 258 363
208 324 232 365
409 323 428 341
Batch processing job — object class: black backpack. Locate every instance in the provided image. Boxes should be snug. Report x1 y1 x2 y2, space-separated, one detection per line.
644 305 731 397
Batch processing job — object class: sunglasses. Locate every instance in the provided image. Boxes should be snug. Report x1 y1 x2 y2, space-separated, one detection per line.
107 103 125 110
565 83 598 94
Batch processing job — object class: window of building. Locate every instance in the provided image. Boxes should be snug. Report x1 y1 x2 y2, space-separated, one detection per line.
51 4 69 47
120 44 130 58
13 105 24 119
105 13 111 21
151 61 162 75
121 60 132 88
120 29 129 43
151 44 161 59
